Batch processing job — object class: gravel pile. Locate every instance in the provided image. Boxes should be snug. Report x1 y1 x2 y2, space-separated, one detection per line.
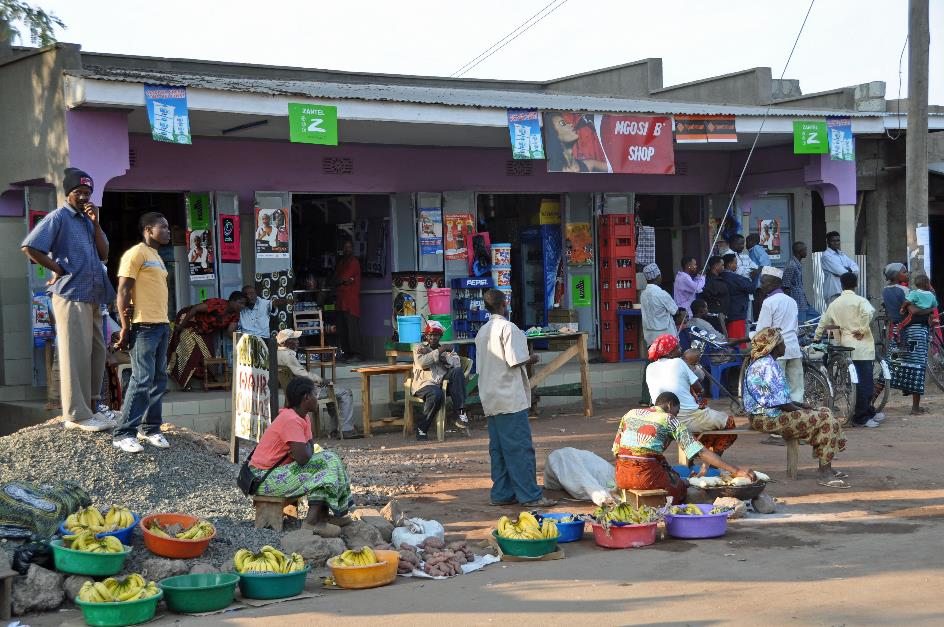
0 421 459 572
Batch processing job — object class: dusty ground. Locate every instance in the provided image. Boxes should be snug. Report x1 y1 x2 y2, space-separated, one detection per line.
29 390 944 626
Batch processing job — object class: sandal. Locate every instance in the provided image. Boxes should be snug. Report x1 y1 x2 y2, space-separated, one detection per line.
831 471 849 479
818 479 852 489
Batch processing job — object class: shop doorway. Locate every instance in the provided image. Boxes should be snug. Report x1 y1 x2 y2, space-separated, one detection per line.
635 195 708 293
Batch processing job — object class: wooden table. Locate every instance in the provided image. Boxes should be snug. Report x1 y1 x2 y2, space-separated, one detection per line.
351 364 413 437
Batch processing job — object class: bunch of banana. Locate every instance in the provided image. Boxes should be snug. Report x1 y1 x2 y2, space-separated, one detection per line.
593 502 659 525
332 546 378 567
176 520 215 540
64 530 124 553
234 545 306 573
541 519 560 539
669 504 704 516
147 521 170 537
104 506 135 530
78 575 159 603
497 512 543 539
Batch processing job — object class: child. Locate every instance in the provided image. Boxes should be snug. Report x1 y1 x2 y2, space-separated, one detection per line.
903 275 939 314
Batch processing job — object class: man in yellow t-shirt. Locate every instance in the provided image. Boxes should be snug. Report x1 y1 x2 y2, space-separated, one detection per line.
112 212 172 454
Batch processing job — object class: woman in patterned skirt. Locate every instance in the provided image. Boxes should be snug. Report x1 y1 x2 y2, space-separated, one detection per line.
882 263 935 415
743 328 850 488
248 376 353 537
167 292 247 389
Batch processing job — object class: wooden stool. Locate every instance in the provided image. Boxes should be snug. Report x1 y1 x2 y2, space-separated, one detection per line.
626 488 669 508
0 562 15 620
203 357 230 391
252 496 301 531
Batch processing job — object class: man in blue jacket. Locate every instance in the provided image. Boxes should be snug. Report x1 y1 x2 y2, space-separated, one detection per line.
720 253 754 344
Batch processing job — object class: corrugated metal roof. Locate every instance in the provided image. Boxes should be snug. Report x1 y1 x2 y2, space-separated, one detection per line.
69 66 882 118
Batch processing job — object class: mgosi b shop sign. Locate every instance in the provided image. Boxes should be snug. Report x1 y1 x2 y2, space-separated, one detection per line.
599 115 675 174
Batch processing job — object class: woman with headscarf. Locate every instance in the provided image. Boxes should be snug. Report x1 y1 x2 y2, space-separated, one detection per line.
742 328 849 488
882 263 935 414
645 334 739 459
168 291 247 389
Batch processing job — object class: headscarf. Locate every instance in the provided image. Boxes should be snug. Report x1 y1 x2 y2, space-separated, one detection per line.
424 320 446 336
884 263 906 283
750 327 783 360
647 334 679 361
642 263 661 281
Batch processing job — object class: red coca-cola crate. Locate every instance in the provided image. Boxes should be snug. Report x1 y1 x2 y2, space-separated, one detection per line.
600 298 636 314
598 214 633 227
599 235 635 257
599 222 634 241
600 257 635 281
600 277 636 302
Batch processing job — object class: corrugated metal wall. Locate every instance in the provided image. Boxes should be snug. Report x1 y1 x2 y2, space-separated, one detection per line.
811 252 868 312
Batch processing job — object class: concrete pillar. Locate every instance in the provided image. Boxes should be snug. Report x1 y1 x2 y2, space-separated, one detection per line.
824 204 855 249
792 189 814 297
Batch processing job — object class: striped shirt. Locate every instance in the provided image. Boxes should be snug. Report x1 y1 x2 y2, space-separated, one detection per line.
781 256 810 312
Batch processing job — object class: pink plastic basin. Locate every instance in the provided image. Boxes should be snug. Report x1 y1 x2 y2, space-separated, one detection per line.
590 522 657 549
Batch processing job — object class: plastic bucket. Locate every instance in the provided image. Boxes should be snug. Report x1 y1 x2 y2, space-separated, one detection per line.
664 504 730 539
237 566 310 600
75 590 162 627
396 315 423 343
491 243 512 268
539 513 585 543
491 530 558 557
139 514 214 559
491 268 512 287
428 314 454 341
50 539 132 576
159 573 239 613
590 522 657 549
59 513 141 546
427 288 452 314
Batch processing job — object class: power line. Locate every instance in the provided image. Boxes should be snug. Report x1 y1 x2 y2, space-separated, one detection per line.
450 0 568 78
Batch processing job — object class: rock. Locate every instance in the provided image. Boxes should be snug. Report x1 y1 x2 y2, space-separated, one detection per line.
140 557 189 581
713 497 747 519
63 575 93 601
341 520 384 549
12 565 64 615
281 529 347 566
189 561 222 574
380 499 405 525
353 508 395 543
751 494 777 514
685 487 709 504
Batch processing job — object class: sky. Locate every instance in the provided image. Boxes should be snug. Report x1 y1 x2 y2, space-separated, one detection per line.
15 0 944 104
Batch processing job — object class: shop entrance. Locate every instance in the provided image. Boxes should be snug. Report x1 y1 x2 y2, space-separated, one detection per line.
635 194 708 288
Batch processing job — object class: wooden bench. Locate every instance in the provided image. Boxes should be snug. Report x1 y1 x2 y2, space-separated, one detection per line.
626 488 669 508
252 496 301 531
679 429 800 479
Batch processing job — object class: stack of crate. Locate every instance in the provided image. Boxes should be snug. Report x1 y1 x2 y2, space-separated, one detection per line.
598 215 640 362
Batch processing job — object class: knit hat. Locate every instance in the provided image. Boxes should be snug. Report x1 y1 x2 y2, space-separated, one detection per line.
63 168 93 195
642 263 661 281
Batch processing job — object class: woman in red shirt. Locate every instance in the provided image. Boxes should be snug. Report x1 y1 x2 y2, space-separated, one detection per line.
248 376 353 536
333 239 362 361
167 292 247 389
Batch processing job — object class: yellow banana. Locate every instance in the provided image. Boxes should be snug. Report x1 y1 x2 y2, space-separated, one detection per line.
149 522 170 537
102 536 124 552
518 512 540 531
541 520 559 539
117 585 143 602
93 582 114 602
78 581 97 602
234 549 253 573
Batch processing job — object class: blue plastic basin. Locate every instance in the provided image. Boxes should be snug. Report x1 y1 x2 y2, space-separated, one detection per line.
539 513 585 543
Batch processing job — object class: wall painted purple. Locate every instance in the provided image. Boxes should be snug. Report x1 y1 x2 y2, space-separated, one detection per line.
65 110 130 205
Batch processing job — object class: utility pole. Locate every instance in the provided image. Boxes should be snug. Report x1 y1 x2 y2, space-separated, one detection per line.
906 0 930 277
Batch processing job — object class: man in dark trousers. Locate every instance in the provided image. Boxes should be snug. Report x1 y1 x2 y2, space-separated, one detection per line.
333 239 362 361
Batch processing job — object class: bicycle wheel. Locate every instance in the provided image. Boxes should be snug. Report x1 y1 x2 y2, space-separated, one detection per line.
803 362 833 410
927 336 944 393
827 354 855 425
871 357 890 413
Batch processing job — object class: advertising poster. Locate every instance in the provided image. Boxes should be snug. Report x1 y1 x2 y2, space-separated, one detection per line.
233 334 272 442
793 120 829 154
674 115 737 143
187 228 215 280
288 102 339 146
757 218 782 260
255 207 290 258
144 84 191 145
444 213 475 260
186 193 210 230
827 117 855 161
219 215 241 263
571 274 592 307
507 109 545 160
543 111 675 174
418 207 443 256
565 223 593 266
28 210 49 280
32 292 54 340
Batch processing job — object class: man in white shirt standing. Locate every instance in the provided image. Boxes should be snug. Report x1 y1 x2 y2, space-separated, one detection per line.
239 284 279 338
639 263 683 406
820 231 859 306
753 267 803 402
475 289 556 508
728 234 759 280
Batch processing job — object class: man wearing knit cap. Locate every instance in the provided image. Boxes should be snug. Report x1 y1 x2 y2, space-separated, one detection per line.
752 266 803 402
22 168 116 432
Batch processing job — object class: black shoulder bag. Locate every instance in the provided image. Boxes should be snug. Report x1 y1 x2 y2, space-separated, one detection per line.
237 447 291 496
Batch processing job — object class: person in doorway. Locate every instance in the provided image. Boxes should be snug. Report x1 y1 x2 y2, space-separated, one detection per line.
475 289 556 508
333 239 362 361
639 263 684 406
168 291 247 389
720 254 754 343
699 256 730 320
673 256 706 316
753 267 803 402
612 391 754 504
411 320 469 440
782 241 817 324
821 231 859 305
239 284 286 338
276 329 358 438
112 212 172 453
883 264 935 415
815 272 883 427
21 168 117 432
248 376 354 537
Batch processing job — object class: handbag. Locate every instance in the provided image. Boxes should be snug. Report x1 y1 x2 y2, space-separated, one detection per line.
237 447 291 496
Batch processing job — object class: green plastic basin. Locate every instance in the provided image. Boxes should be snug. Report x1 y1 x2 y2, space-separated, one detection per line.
491 530 558 557
237 566 310 600
51 539 131 576
74 591 162 627
159 573 239 613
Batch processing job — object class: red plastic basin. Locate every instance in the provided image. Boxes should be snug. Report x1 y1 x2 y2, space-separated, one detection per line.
590 522 657 549
140 513 214 559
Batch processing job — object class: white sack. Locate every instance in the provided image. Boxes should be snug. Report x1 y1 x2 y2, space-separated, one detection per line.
543 447 615 506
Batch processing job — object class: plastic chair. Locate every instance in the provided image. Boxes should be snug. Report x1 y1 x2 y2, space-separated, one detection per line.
403 357 472 442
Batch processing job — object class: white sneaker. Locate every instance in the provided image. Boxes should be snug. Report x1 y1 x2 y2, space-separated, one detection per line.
91 411 118 428
872 412 887 423
855 418 881 428
95 403 120 421
65 415 115 432
112 436 143 453
137 432 170 449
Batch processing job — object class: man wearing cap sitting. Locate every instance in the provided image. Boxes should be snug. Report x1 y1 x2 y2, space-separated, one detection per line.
411 320 468 440
753 267 803 402
276 329 358 439
21 168 117 433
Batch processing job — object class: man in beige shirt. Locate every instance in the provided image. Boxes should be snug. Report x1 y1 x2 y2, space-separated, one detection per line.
411 320 468 440
815 272 884 428
474 289 556 508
